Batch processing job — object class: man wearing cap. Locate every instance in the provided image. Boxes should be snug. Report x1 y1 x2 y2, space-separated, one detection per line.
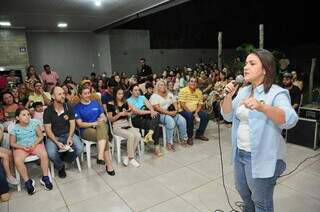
282 72 301 111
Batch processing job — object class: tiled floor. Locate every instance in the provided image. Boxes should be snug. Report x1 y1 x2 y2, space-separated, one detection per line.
1 121 320 212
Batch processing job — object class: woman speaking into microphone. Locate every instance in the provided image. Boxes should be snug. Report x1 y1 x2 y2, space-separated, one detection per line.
220 49 298 212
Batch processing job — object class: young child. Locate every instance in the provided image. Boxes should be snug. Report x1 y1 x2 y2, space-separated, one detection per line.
0 126 18 185
9 108 52 195
32 102 45 131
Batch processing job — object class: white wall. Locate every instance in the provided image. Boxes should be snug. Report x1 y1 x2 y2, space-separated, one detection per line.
26 30 237 82
27 32 101 82
109 29 237 74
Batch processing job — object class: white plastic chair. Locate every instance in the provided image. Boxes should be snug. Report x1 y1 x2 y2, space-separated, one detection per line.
159 124 180 148
50 157 82 178
15 155 52 192
107 114 143 164
78 129 113 169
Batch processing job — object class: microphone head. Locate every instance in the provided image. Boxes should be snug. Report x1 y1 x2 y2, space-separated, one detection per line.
235 75 244 85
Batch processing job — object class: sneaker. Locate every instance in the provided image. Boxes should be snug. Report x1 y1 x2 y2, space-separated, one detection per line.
40 176 53 190
58 165 67 178
129 159 141 168
122 156 129 166
7 176 18 185
24 179 36 195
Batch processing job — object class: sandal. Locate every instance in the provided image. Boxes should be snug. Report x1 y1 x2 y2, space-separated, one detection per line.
154 145 163 157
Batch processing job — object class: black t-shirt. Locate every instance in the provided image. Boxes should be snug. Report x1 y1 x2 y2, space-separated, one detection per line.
289 85 301 107
138 64 153 77
43 103 75 136
107 102 129 120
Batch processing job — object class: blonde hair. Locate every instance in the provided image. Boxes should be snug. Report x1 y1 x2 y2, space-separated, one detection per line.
154 79 168 97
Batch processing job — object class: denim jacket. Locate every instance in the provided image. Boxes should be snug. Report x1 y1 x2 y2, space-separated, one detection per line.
221 84 298 178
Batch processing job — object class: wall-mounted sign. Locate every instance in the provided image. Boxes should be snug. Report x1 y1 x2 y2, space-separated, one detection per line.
20 47 27 53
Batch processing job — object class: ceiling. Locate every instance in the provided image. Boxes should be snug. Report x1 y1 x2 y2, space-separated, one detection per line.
0 0 188 31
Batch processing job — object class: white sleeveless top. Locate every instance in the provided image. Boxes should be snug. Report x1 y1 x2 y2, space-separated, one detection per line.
236 104 251 152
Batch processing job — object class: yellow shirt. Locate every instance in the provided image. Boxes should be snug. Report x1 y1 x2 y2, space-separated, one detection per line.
28 92 51 105
178 86 203 112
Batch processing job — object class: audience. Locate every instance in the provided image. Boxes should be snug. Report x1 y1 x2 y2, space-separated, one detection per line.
0 162 10 202
25 65 42 94
10 108 53 195
282 73 302 111
26 81 51 108
44 86 84 178
41 64 59 92
0 56 307 197
107 87 141 167
0 127 17 185
74 86 115 175
150 80 188 151
178 77 209 145
291 70 304 91
127 84 162 156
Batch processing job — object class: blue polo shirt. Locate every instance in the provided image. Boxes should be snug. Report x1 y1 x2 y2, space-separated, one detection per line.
74 100 104 133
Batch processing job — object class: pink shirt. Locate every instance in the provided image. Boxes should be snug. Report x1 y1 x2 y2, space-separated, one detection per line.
41 71 59 91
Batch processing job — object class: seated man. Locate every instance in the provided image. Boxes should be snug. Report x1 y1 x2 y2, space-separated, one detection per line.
282 72 301 112
44 86 83 178
26 81 52 108
179 77 209 145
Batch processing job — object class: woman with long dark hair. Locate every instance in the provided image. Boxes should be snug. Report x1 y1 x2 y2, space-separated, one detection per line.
25 65 42 94
220 49 298 212
107 87 141 167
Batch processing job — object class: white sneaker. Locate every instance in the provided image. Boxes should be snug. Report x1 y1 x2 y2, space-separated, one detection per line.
7 176 18 185
129 159 140 168
122 156 129 166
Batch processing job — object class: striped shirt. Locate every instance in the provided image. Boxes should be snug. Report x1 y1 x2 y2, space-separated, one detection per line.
178 86 203 112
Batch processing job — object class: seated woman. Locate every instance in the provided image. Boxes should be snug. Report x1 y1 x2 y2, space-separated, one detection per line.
1 92 19 131
0 126 18 185
74 86 115 175
150 80 189 151
0 162 10 202
61 84 77 103
9 108 52 195
107 87 141 167
127 84 162 157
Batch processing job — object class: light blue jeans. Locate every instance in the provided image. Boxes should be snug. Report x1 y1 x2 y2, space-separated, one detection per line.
234 148 286 212
159 114 188 144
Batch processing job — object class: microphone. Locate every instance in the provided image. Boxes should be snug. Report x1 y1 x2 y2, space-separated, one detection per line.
219 75 244 100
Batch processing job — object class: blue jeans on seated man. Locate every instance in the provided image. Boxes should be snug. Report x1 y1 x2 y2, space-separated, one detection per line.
0 162 9 195
45 134 84 170
179 111 209 139
159 114 188 144
234 148 286 212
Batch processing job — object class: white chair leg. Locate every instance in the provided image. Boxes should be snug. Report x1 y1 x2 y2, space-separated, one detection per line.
81 152 84 162
15 166 21 192
162 126 167 148
116 138 121 164
86 144 91 169
140 138 144 160
175 128 180 143
76 157 82 172
50 162 55 179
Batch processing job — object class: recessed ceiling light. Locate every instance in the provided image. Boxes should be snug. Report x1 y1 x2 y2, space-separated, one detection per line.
0 21 11 27
57 22 68 28
0 67 5 71
94 0 102 6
